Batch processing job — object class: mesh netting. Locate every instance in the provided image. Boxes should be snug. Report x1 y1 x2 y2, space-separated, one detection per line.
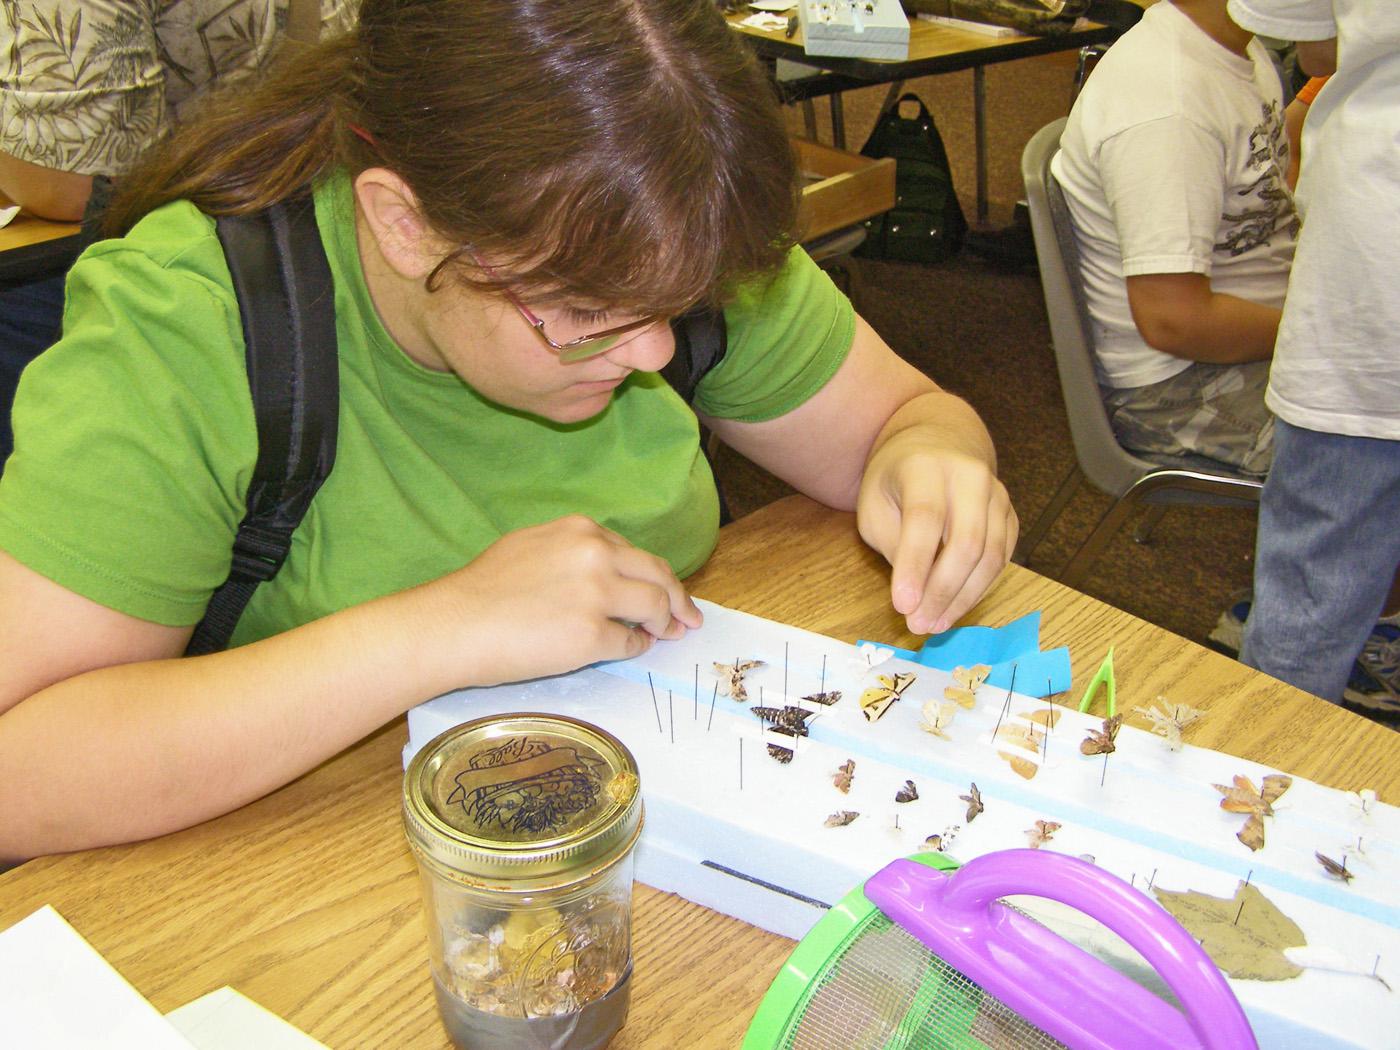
779 913 1069 1050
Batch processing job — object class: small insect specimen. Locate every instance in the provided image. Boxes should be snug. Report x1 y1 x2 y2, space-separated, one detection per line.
825 810 859 827
1215 774 1293 852
999 751 1038 779
1135 698 1205 751
832 759 856 793
1347 788 1377 819
714 659 764 702
919 699 957 740
1080 715 1122 756
751 705 815 736
766 742 795 764
923 825 960 852
802 690 843 707
859 671 916 722
851 642 895 673
895 779 919 803
943 664 991 708
1025 820 1062 849
1028 707 1061 730
1315 851 1354 883
959 783 984 823
996 722 1044 754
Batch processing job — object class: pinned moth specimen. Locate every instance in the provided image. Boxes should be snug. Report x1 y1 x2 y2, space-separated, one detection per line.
802 689 843 707
1315 852 1354 884
859 671 916 722
753 704 813 764
751 704 815 737
1135 698 1205 751
766 743 795 764
998 751 1038 780
824 810 859 828
1215 773 1293 852
1080 715 1123 756
714 659 765 702
959 783 984 823
832 758 856 794
1346 788 1377 819
919 699 958 740
1025 820 1062 849
923 825 960 853
895 779 919 803
1028 707 1061 730
851 642 895 674
944 664 992 708
996 722 1044 754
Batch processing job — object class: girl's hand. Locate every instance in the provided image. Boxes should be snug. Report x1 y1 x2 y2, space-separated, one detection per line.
424 515 703 686
857 430 1017 636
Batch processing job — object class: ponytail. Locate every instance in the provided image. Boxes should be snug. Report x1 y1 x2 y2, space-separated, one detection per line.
103 34 363 236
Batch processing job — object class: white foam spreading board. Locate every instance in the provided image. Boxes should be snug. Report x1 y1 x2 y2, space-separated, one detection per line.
407 599 1399 1048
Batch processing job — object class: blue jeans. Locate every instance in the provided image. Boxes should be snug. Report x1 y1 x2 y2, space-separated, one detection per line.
1241 419 1400 702
0 272 66 473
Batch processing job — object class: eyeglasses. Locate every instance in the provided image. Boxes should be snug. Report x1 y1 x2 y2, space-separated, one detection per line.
468 249 662 363
496 286 664 363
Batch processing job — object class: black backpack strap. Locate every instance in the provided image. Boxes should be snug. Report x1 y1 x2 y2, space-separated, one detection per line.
185 197 339 656
662 305 733 525
662 305 727 405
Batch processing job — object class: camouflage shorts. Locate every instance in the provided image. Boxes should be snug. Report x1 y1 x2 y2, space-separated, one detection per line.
1101 360 1274 478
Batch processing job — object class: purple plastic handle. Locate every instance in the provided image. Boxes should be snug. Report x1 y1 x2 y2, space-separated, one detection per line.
865 852 1258 1050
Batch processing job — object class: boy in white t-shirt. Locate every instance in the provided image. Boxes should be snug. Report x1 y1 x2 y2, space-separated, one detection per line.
1052 0 1297 477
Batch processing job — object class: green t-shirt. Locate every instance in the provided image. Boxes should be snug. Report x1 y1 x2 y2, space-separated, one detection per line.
0 171 853 646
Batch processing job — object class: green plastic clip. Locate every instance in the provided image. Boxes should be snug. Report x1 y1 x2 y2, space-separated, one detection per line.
1078 647 1116 717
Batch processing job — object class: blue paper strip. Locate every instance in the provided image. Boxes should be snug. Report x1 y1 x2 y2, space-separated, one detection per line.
858 610 1073 698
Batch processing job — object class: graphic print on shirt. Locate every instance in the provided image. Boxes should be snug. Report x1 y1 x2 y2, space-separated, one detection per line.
1218 101 1300 257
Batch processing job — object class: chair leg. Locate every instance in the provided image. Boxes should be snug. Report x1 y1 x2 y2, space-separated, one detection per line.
801 99 818 140
829 94 847 150
1013 465 1081 567
1133 505 1168 544
1058 491 1142 590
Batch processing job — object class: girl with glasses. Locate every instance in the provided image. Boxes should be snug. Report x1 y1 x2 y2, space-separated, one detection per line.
0 0 1015 860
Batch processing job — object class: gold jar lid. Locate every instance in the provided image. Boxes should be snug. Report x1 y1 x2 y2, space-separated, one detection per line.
403 713 643 892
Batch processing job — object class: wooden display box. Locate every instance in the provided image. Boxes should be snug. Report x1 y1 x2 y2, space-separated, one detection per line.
794 137 896 242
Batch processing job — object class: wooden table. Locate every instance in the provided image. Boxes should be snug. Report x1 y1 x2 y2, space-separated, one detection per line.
0 212 82 280
731 13 1115 222
2 495 1395 1048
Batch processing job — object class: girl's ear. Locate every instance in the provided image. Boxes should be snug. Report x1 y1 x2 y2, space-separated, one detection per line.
352 168 446 280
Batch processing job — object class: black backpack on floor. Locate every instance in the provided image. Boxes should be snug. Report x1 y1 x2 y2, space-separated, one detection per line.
855 94 967 265
186 198 728 655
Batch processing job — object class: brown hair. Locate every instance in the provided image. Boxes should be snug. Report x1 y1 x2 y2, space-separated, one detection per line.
104 0 799 314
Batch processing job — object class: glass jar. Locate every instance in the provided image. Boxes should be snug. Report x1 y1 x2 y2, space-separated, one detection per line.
403 713 643 1050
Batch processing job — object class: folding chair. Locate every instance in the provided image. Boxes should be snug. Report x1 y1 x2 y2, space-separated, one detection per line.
1015 118 1263 590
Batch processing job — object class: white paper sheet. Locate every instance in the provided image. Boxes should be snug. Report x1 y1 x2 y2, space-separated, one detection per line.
0 905 195 1049
166 987 327 1050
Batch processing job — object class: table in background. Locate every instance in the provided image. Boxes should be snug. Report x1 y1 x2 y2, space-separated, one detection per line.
730 13 1115 223
2 495 1395 1048
0 213 81 281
